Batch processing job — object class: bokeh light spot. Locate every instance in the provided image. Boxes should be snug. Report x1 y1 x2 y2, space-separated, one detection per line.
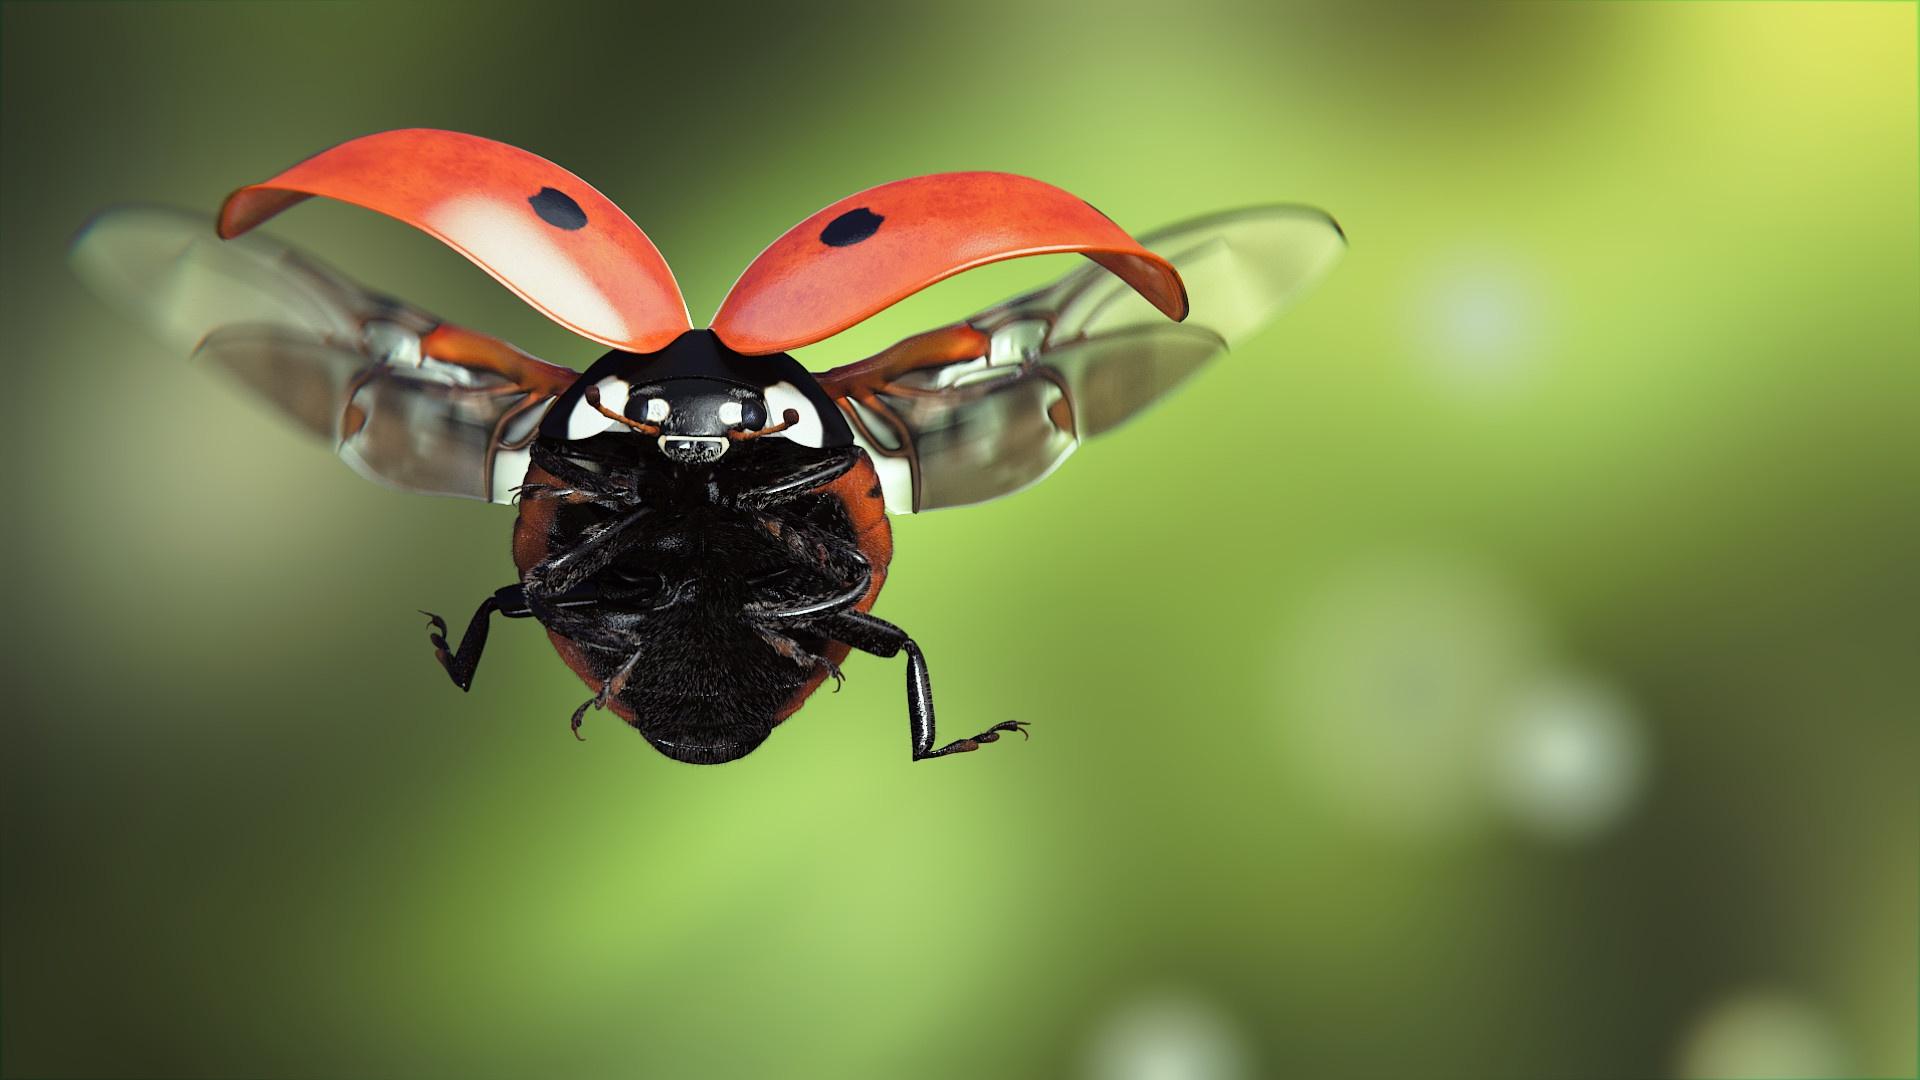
1279 558 1651 844
1278 558 1546 839
1412 253 1548 392
1085 990 1252 1080
1491 672 1648 841
1674 987 1850 1079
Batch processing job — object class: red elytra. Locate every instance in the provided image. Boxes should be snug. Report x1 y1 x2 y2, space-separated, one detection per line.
710 171 1188 355
215 130 1185 356
217 128 692 354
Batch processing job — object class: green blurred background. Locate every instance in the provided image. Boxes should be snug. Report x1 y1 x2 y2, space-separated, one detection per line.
3 2 1914 1077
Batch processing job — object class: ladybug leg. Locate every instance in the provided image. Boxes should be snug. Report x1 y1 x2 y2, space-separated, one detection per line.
422 584 536 692
529 505 654 594
828 611 1029 761
567 644 646 741
514 480 624 509
528 441 647 508
730 446 862 508
755 627 844 689
744 551 872 621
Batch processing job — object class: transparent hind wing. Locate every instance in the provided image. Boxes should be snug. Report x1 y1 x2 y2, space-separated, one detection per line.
1000 204 1346 347
71 206 579 503
821 205 1345 512
194 324 554 502
838 323 1227 512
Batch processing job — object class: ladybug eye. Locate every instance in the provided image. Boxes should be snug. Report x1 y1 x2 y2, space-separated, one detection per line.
738 399 768 430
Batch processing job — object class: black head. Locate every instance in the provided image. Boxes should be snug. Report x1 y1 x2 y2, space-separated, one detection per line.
542 329 852 459
627 377 772 463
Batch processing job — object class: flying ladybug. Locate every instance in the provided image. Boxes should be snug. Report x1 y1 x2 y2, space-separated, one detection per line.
72 128 1343 765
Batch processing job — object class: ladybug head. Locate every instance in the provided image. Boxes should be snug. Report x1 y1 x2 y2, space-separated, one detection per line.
627 379 770 463
541 330 854 457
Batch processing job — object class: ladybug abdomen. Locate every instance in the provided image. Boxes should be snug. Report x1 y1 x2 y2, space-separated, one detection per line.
512 435 890 764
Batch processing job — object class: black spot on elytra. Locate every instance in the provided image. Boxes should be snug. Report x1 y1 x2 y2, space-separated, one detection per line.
820 207 883 247
529 187 588 230
865 482 882 500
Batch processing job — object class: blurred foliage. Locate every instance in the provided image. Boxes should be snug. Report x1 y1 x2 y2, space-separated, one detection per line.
2 2 1914 1078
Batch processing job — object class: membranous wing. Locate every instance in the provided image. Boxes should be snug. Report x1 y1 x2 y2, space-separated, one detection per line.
818 206 1345 513
71 207 580 503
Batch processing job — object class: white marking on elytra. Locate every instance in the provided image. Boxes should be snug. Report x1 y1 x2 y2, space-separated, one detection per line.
429 196 629 340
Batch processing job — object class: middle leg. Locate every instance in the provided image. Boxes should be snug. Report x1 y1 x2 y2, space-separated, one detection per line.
424 584 538 692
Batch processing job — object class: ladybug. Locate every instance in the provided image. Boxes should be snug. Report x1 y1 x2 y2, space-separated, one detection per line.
72 128 1343 765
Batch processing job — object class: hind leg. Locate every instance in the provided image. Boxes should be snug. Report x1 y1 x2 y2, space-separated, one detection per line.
828 610 1028 761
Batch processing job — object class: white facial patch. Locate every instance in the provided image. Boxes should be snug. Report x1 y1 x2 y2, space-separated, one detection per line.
717 400 744 427
489 446 532 504
643 396 670 423
564 376 631 440
858 436 917 513
763 381 824 447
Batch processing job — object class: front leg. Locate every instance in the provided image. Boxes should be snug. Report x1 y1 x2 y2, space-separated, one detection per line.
829 610 1028 761
725 445 862 509
527 439 645 507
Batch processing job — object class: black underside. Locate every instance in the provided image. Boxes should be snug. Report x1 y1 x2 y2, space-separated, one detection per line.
521 433 868 764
